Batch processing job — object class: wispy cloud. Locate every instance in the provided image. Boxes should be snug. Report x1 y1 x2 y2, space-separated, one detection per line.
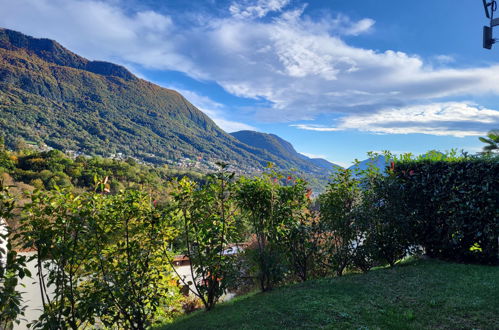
432 54 455 64
291 124 341 132
334 16 375 36
299 151 327 159
292 102 499 137
229 0 290 19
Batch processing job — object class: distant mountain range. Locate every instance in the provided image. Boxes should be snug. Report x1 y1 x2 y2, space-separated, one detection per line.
0 28 339 175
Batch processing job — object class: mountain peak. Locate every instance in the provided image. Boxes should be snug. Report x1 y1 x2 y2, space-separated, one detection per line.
0 28 135 81
231 130 340 173
85 61 136 81
231 130 297 156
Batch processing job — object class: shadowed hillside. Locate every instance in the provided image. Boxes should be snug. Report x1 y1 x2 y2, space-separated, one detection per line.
231 130 340 173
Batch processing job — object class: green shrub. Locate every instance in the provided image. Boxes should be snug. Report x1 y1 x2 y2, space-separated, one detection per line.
20 183 181 329
283 207 322 282
237 169 313 289
318 168 362 276
319 153 414 273
236 174 288 291
0 181 30 329
357 172 414 267
394 157 499 264
171 166 241 311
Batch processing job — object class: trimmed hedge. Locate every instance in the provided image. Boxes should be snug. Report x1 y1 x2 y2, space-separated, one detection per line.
394 159 499 264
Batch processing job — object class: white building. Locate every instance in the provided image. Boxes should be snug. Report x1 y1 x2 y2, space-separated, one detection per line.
0 217 7 269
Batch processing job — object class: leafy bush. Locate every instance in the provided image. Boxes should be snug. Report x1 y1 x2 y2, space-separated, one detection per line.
356 172 414 267
0 181 30 330
283 206 322 282
86 186 180 329
0 137 15 172
394 157 499 264
170 165 241 311
20 181 181 329
236 174 287 291
237 170 313 289
318 168 362 276
319 154 415 273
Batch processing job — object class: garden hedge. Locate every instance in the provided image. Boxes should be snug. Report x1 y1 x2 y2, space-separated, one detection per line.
394 159 499 264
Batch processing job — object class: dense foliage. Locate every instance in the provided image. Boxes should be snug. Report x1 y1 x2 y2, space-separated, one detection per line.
395 156 499 264
19 183 181 329
0 149 497 328
0 182 30 329
0 146 206 195
357 172 414 268
171 166 241 310
318 168 362 276
237 170 312 290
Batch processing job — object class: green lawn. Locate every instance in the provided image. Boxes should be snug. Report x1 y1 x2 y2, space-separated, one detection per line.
159 258 499 329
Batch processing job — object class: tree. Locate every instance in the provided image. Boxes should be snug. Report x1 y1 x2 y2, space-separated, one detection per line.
21 187 97 329
284 206 321 282
237 169 313 289
479 129 499 154
169 164 240 311
20 181 180 329
0 181 30 329
236 173 285 292
318 169 362 276
272 176 319 283
86 187 180 329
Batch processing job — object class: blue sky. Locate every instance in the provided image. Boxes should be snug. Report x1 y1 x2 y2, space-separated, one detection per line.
1 0 499 166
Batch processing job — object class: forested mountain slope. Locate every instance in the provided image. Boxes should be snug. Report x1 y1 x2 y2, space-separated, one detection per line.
231 130 340 173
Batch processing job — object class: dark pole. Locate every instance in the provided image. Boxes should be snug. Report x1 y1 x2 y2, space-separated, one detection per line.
483 0 497 49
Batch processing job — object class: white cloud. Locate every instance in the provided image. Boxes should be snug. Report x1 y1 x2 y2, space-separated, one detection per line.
229 0 290 19
2 0 499 137
292 102 499 137
347 18 375 35
331 16 375 36
291 124 341 132
433 54 455 64
299 152 327 159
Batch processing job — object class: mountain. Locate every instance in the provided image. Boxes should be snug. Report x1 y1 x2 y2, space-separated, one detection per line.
307 157 338 170
231 130 340 173
0 28 310 171
348 155 388 173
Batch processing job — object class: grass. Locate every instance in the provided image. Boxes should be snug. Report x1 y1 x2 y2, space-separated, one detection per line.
158 258 499 329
